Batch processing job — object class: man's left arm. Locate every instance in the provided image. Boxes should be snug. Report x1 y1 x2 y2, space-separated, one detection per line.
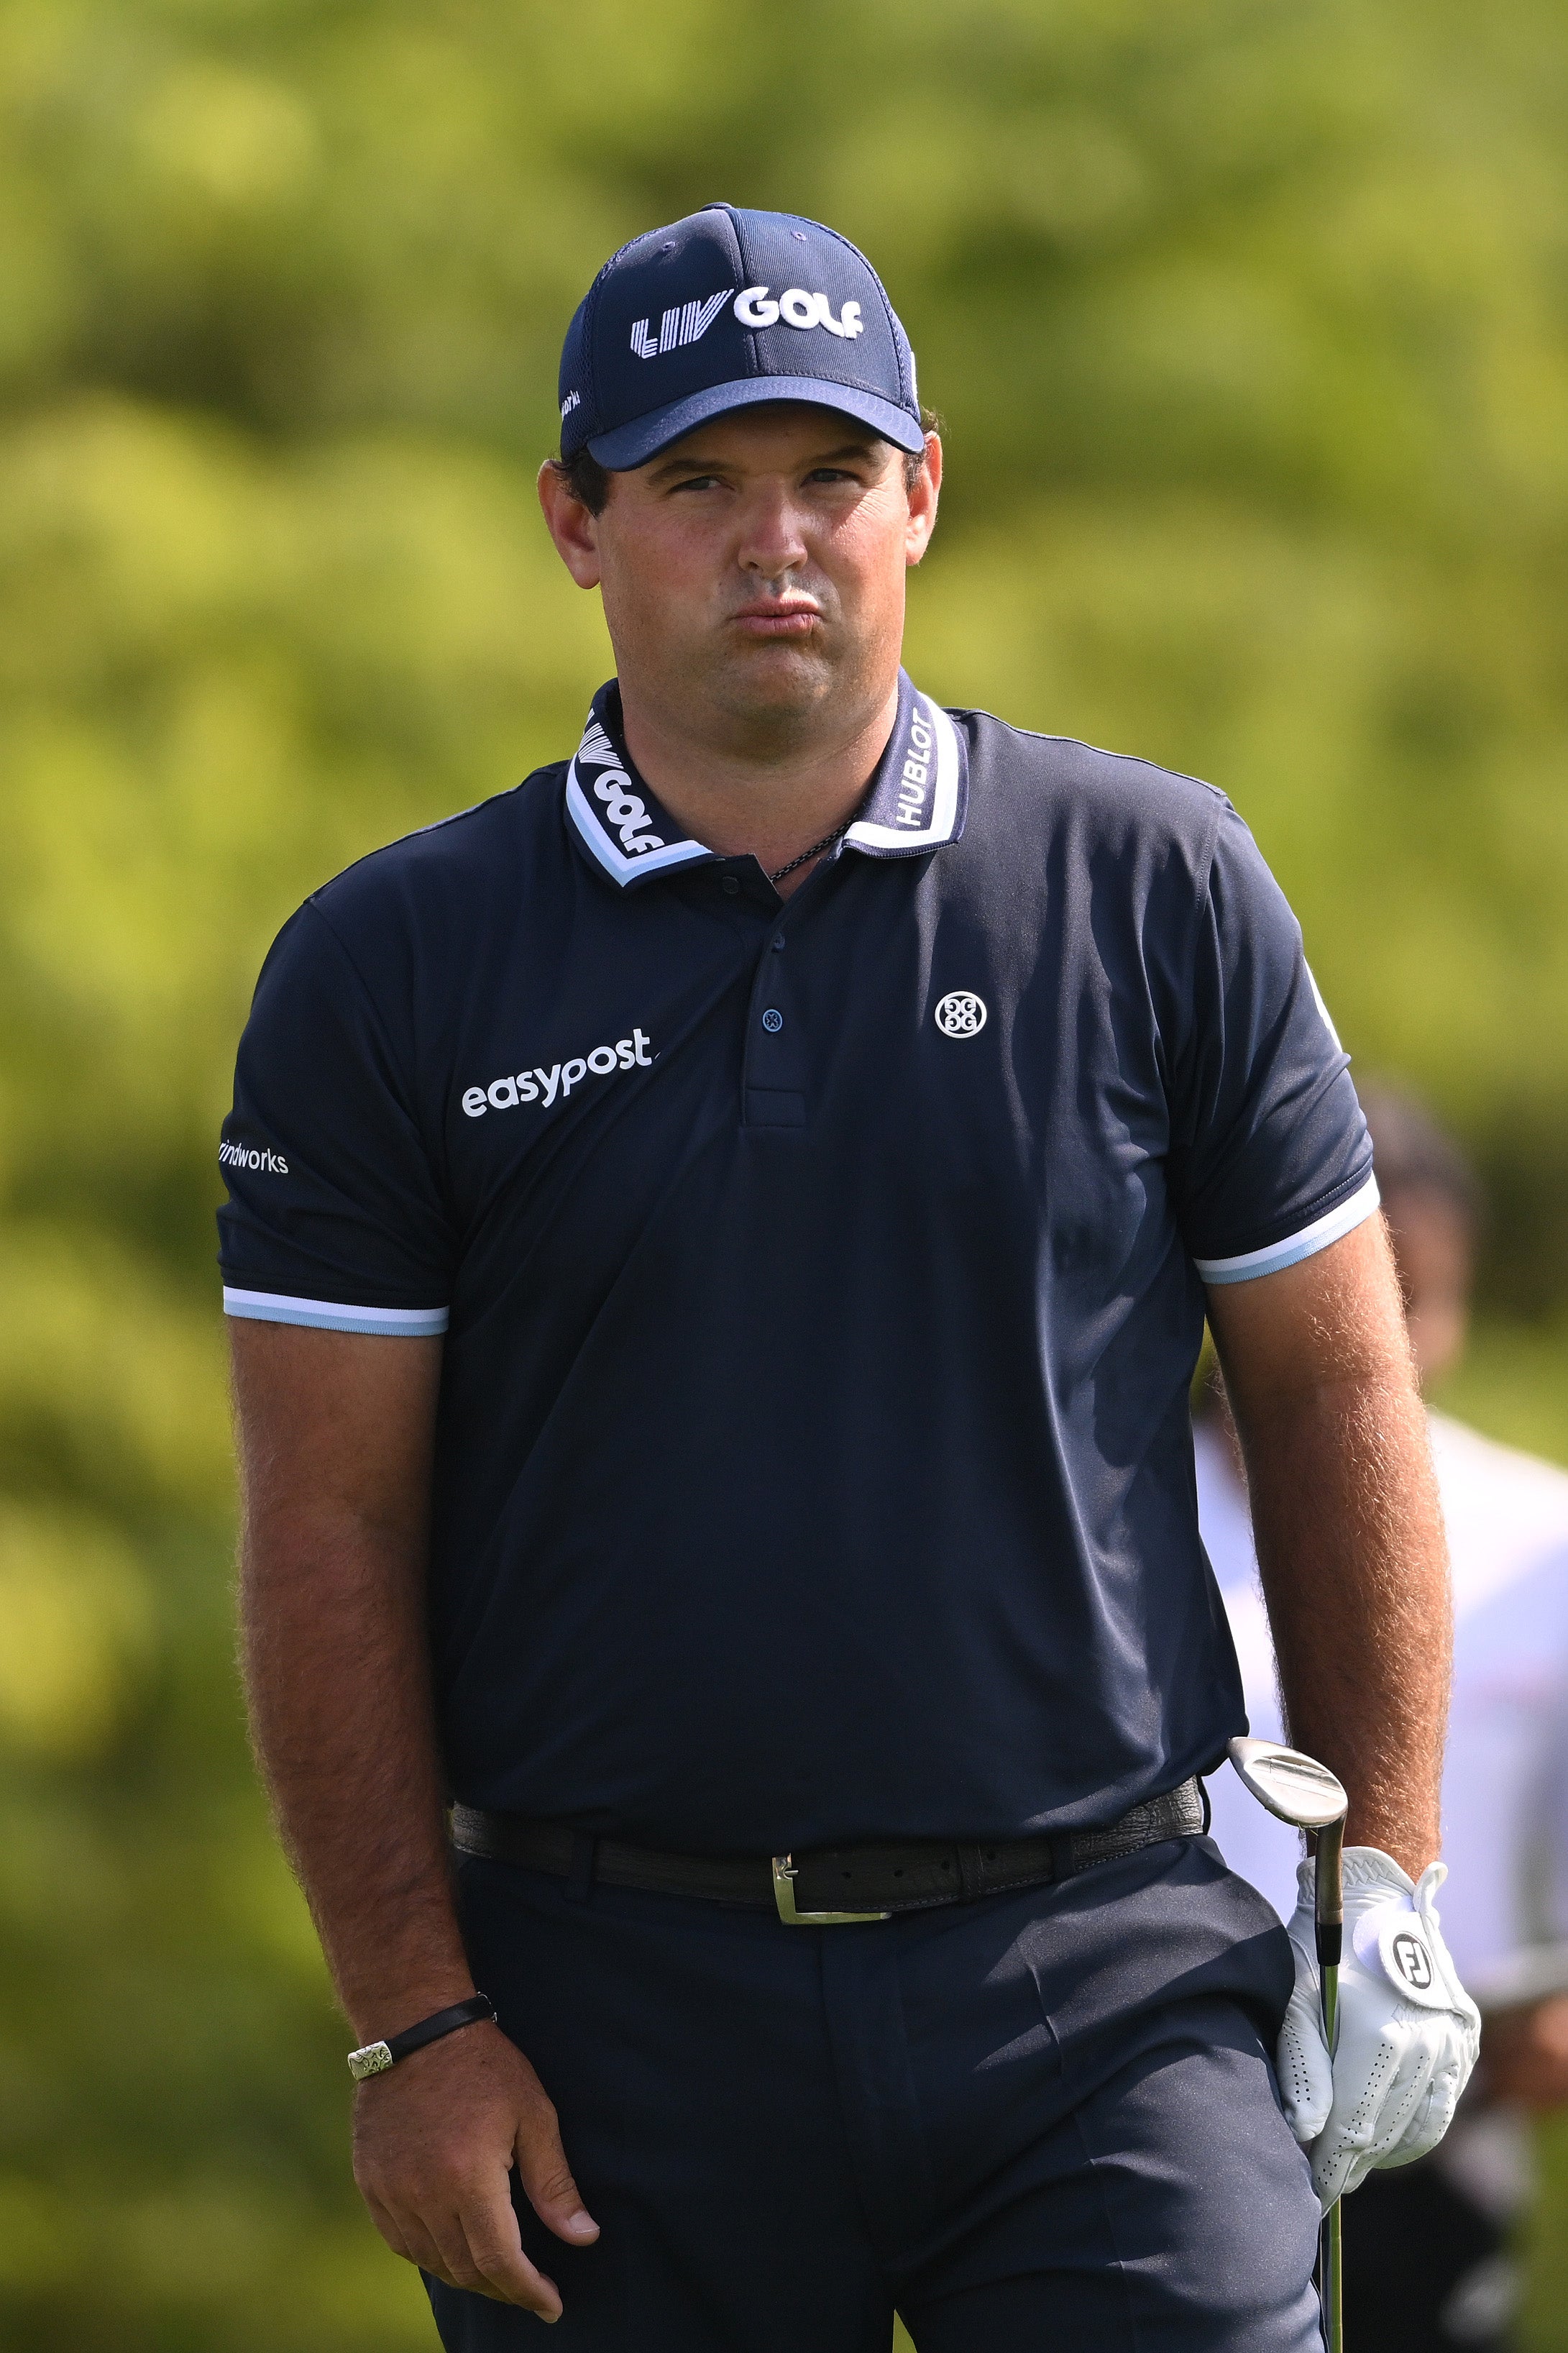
1208 1212 1479 2206
1206 1212 1447 1874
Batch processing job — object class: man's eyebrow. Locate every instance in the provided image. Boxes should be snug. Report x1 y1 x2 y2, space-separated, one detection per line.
645 453 725 483
646 439 886 485
806 442 884 465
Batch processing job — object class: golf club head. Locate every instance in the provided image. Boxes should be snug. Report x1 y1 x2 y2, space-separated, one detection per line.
1227 1737 1347 1831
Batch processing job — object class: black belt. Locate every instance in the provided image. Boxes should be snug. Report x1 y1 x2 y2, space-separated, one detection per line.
449 1778 1206 1925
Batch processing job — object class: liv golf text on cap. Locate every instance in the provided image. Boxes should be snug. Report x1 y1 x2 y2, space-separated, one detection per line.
557 203 925 470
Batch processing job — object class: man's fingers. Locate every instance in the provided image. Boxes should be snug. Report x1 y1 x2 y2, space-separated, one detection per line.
1383 2046 1462 2165
1367 2032 1440 2158
392 2188 564 2320
377 2198 457 2284
358 2173 466 2291
457 2183 565 2318
1275 1973 1332 2145
362 2186 418 2265
365 2161 564 2318
1310 2027 1439 2207
516 2097 601 2246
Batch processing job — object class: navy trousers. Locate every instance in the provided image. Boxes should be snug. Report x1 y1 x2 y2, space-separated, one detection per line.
427 1834 1323 2350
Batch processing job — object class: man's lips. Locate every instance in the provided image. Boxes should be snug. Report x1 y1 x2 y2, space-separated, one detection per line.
729 602 822 639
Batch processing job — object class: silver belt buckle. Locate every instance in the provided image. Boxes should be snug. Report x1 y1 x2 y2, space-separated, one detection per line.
771 1855 891 1925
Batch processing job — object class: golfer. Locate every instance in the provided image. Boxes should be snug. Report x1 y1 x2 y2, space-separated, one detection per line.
220 205 1477 2349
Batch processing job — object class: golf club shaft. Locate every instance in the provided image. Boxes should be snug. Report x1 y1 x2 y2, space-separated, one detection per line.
1321 1964 1342 2352
1223 1746 1351 2353
1316 1817 1345 2353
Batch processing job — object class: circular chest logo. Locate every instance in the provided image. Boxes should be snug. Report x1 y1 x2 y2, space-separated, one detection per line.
935 990 988 1039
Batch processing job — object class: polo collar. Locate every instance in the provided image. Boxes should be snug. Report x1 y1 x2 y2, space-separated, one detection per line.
564 671 968 892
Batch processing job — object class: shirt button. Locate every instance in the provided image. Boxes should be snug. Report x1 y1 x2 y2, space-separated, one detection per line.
771 936 785 951
720 875 740 896
761 1008 784 1033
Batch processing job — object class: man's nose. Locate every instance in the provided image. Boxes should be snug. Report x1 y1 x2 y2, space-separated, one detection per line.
737 489 810 582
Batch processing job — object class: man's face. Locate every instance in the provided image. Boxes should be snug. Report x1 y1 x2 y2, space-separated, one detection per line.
539 403 940 751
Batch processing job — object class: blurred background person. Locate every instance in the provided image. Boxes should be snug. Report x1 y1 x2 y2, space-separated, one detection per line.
1201 1085 1568 2352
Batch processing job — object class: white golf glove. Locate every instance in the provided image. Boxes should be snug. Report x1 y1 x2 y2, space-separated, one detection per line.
1276 1847 1480 2210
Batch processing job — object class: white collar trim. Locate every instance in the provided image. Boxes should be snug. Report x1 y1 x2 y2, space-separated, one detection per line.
844 692 964 854
565 710 712 888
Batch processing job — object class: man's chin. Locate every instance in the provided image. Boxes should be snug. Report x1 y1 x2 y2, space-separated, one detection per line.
708 639 840 726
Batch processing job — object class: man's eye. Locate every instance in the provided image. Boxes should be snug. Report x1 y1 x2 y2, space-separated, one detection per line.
671 475 724 493
805 467 861 485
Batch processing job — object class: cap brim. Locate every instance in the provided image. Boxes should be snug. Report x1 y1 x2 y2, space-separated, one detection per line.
587 376 926 469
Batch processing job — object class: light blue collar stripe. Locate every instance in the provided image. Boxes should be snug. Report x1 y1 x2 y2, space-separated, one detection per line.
565 764 711 884
1196 1174 1381 1287
224 1286 449 1337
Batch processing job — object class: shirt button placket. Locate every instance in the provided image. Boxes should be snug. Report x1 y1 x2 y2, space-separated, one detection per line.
744 936 805 1128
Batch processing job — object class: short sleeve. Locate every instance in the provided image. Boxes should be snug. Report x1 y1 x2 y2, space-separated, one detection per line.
1170 805 1377 1285
217 902 453 1335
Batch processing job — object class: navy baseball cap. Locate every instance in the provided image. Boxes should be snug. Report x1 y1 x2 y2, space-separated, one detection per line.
557 203 924 470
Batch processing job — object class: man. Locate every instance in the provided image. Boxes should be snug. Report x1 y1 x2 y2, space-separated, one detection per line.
221 204 1477 2349
1201 1084 1568 2350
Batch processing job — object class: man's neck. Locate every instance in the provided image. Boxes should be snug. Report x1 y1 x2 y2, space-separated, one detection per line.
618 674 901 897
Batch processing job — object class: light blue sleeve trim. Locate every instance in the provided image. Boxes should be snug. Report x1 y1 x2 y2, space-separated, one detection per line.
223 1286 449 1337
1196 1172 1381 1287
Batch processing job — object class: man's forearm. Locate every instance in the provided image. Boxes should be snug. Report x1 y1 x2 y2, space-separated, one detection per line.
232 1322 468 2039
1237 1366 1447 1875
1209 1217 1451 1879
231 1322 595 2318
241 1512 473 2039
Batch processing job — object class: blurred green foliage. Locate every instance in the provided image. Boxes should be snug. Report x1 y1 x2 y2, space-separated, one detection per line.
3 0 1568 2343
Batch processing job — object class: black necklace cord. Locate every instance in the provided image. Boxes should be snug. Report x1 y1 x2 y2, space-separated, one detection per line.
768 820 853 883
767 767 883 882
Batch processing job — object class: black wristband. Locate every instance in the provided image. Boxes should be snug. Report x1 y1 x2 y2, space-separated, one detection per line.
347 1992 496 2081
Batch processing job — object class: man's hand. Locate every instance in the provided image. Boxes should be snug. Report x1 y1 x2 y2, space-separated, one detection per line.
353 2020 600 2318
1276 1848 1480 2208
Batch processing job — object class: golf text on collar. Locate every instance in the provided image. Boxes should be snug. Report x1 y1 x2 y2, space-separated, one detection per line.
576 721 664 856
463 1032 653 1116
629 285 863 359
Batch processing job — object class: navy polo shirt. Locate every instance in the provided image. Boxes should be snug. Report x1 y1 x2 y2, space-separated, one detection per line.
219 672 1376 1853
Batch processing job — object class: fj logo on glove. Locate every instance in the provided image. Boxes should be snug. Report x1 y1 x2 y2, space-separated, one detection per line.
1392 1931 1433 1991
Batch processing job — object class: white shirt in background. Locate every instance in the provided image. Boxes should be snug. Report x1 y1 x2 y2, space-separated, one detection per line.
1197 1409 1568 1996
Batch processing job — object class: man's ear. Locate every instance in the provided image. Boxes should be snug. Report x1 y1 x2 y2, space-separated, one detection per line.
537 462 604 589
906 433 942 567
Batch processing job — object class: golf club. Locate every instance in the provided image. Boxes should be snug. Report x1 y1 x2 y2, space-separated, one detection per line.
1228 1735 1349 2353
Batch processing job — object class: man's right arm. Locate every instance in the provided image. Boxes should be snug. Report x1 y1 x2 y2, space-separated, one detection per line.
231 1319 599 2318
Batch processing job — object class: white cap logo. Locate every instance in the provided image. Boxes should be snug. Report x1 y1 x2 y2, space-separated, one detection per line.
733 287 864 339
935 991 987 1039
630 288 735 362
